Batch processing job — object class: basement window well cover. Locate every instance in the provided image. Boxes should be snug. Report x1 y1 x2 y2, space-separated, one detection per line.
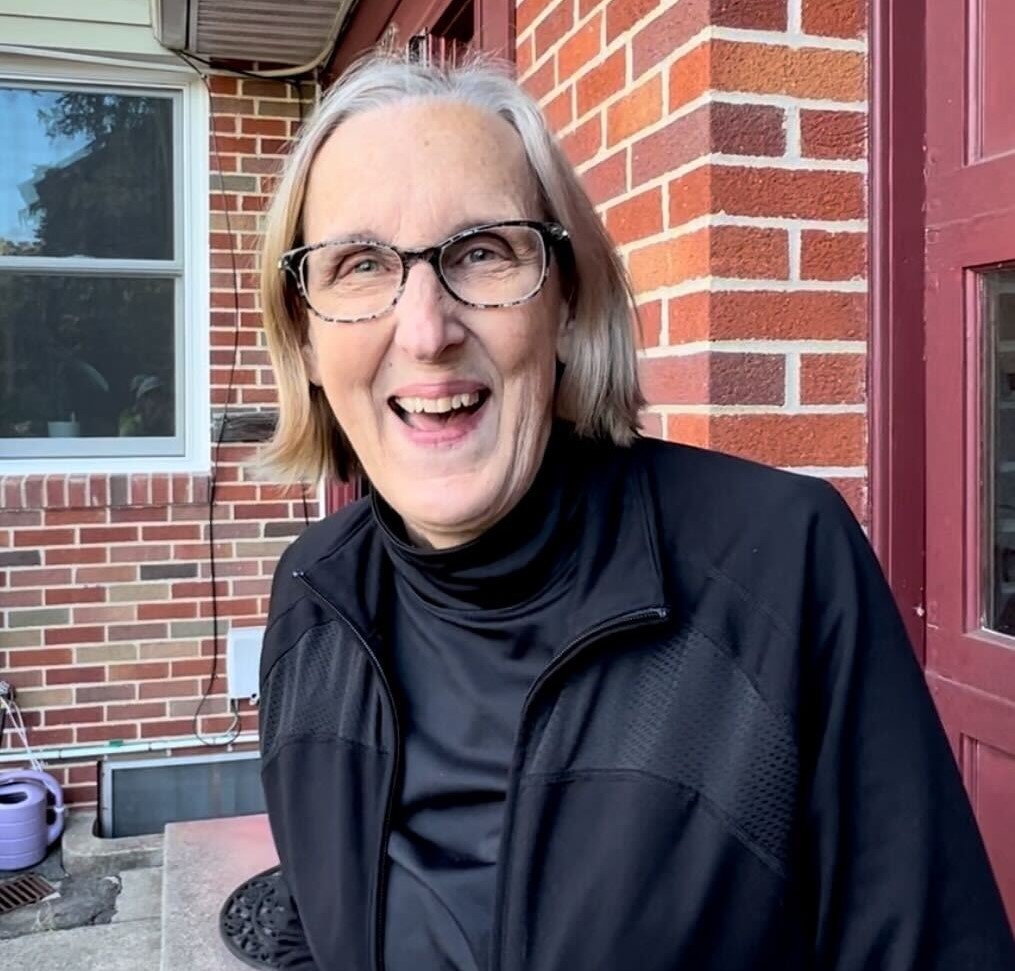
99 751 265 837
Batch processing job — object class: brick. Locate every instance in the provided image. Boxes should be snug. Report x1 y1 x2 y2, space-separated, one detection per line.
46 547 107 565
240 78 290 98
141 524 202 541
559 13 602 82
108 623 166 642
45 586 106 605
828 477 867 523
640 352 785 405
640 411 664 438
139 641 202 660
45 508 107 526
9 647 72 668
517 32 534 76
240 117 288 137
708 413 866 466
534 0 573 59
73 605 136 624
631 103 706 185
606 187 663 246
141 719 194 739
109 583 171 602
76 565 138 584
138 680 200 700
521 56 555 102
0 511 42 526
667 290 867 342
630 226 788 290
800 110 866 160
233 503 290 520
76 684 136 703
670 42 866 110
139 563 199 580
670 167 864 222
0 629 42 648
577 50 627 116
607 0 661 42
9 607 69 628
0 589 42 608
561 114 603 167
78 723 140 743
139 601 199 621
44 626 105 646
803 0 865 38
13 687 73 708
233 540 290 558
582 150 627 205
109 662 169 682
800 354 866 404
46 666 105 685
110 544 173 563
0 550 41 567
264 521 304 537
607 74 663 146
47 706 103 725
198 597 260 618
79 526 138 544
170 697 229 718
636 300 663 348
632 0 710 78
171 620 222 638
801 231 866 281
76 643 138 663
110 506 169 523
517 0 552 34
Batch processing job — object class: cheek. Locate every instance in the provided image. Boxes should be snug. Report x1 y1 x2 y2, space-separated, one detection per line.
310 327 386 420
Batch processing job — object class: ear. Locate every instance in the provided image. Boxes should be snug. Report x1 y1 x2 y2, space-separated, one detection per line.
301 338 322 387
555 301 573 364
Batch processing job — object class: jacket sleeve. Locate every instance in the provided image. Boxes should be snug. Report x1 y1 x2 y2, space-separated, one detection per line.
802 485 1015 970
257 550 322 971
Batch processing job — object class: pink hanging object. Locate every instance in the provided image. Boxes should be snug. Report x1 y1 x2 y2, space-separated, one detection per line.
0 770 65 871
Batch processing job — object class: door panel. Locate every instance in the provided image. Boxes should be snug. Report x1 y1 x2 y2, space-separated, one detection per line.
925 0 1015 919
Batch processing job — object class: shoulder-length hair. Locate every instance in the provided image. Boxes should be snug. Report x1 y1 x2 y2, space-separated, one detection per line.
258 51 645 484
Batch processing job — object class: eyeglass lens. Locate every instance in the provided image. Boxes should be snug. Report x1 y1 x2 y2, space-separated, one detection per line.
300 225 547 321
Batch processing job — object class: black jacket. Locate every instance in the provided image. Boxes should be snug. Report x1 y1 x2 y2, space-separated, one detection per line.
259 435 1015 971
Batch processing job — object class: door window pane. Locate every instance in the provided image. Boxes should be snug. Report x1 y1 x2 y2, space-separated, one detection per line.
986 269 1015 634
0 86 174 259
0 274 176 439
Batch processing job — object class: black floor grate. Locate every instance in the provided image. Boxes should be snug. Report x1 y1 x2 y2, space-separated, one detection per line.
220 866 312 969
0 873 56 916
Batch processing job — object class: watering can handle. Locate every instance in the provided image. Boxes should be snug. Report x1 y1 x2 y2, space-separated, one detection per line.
0 769 65 845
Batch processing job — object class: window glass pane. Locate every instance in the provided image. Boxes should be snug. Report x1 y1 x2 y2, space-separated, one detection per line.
987 269 1015 634
0 274 176 439
0 86 174 259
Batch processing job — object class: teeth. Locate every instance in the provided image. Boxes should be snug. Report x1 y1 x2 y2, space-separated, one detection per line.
394 392 481 414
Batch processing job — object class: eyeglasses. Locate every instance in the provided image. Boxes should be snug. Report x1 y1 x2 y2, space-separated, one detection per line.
279 220 570 324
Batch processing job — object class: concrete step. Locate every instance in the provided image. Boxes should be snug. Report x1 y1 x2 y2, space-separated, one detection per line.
160 814 278 971
62 809 164 878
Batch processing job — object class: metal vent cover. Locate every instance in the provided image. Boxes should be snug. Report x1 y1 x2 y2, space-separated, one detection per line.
0 873 55 916
153 0 356 68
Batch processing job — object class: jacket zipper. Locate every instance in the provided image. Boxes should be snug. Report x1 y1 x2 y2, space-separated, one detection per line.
489 605 670 971
294 571 401 971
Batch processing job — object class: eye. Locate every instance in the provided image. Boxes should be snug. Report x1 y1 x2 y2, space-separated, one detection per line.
348 256 380 274
465 246 496 264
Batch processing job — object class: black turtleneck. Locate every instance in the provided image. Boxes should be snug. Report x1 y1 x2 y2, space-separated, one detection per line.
375 424 584 971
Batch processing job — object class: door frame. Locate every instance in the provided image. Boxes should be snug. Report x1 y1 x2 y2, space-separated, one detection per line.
869 0 927 659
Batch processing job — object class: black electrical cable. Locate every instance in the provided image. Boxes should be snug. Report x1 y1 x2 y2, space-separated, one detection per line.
176 51 247 745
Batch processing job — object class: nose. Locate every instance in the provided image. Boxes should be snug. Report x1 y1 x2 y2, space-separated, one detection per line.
392 261 465 361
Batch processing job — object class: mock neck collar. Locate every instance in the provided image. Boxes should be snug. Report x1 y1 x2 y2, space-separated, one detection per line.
372 422 581 612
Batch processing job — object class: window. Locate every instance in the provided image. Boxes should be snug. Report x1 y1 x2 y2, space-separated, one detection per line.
0 60 208 472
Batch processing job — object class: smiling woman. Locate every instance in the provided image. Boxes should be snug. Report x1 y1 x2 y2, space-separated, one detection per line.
255 52 1015 971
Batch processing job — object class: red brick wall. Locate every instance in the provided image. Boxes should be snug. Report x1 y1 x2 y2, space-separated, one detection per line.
0 76 316 806
517 0 868 519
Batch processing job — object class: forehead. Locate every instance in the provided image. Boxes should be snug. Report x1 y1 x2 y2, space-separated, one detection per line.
302 99 541 245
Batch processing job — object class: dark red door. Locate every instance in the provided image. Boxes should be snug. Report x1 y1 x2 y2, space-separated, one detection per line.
924 0 1015 923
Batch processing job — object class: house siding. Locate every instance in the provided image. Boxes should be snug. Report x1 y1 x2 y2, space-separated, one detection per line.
0 0 166 58
517 0 869 521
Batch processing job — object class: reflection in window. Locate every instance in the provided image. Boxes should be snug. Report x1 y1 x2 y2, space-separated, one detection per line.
987 270 1015 635
0 275 175 438
0 79 183 459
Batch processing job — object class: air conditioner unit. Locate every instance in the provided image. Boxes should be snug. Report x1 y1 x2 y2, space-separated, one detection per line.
151 0 356 69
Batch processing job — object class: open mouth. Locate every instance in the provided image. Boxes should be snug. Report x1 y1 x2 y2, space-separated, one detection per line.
389 389 491 431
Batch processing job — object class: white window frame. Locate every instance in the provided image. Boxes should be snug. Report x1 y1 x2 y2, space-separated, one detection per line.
0 55 210 474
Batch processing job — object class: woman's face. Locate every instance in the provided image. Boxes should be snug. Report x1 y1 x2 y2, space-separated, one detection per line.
300 99 567 548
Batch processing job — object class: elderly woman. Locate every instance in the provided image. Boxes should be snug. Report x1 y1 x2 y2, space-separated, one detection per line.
256 54 1014 971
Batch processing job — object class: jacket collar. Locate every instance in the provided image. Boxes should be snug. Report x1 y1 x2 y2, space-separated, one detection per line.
296 437 669 653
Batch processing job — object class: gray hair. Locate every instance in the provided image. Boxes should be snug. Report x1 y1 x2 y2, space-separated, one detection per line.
258 51 645 484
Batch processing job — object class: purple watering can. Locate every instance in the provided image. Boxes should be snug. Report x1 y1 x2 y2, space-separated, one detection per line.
0 769 65 870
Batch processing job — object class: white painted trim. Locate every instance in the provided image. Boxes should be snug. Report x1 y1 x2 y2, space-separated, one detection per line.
640 339 867 356
0 55 211 475
0 730 259 765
